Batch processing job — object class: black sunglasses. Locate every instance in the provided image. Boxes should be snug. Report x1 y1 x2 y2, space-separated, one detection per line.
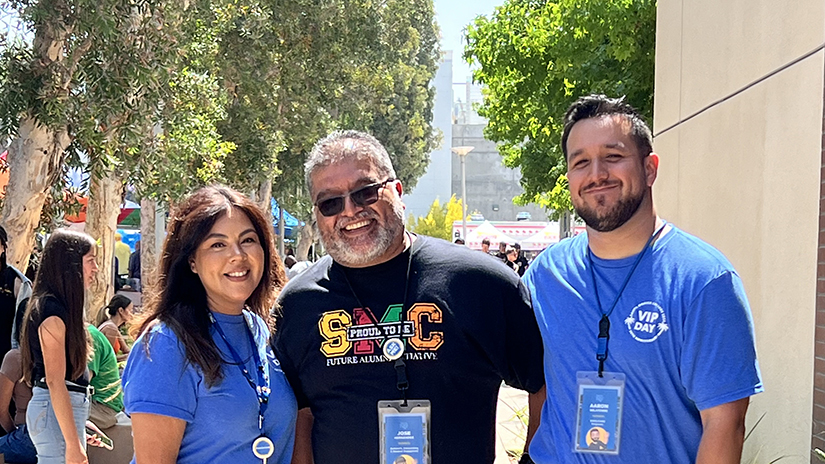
315 179 394 217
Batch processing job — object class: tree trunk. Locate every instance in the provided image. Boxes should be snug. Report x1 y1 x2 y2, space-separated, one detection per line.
139 198 158 295
0 118 71 272
85 173 122 320
0 0 88 273
250 180 272 214
560 210 572 239
295 219 316 261
278 207 285 257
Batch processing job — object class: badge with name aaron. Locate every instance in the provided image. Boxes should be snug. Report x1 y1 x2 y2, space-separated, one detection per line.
574 371 625 455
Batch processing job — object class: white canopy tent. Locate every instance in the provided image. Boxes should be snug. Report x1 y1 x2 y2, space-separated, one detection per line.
464 221 512 249
519 223 561 250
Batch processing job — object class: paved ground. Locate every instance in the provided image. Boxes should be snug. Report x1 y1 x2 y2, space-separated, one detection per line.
495 384 530 464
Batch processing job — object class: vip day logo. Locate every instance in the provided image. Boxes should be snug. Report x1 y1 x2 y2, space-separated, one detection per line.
318 302 444 366
624 301 669 343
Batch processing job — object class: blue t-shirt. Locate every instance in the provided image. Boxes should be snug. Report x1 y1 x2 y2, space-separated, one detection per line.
123 310 297 464
524 225 763 464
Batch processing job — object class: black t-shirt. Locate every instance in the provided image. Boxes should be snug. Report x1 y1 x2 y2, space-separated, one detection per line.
0 266 18 360
27 296 88 385
274 235 544 464
515 255 529 277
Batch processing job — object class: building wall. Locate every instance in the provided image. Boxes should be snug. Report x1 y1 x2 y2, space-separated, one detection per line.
653 0 824 461
451 123 547 224
403 51 454 220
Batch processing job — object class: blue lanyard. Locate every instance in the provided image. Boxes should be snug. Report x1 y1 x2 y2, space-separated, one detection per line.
587 222 666 377
209 311 270 433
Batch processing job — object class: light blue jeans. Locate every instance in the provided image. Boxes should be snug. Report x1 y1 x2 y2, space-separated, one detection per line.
27 386 89 464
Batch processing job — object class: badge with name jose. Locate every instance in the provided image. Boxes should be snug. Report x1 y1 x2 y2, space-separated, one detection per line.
573 371 625 455
378 399 431 464
383 338 405 361
253 436 274 464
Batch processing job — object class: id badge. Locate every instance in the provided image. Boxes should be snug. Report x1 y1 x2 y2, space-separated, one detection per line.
378 400 431 464
574 371 625 455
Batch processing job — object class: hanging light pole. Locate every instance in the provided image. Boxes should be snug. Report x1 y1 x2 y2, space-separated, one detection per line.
451 146 474 241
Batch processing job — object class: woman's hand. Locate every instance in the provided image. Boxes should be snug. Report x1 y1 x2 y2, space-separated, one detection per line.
65 439 88 464
85 420 105 448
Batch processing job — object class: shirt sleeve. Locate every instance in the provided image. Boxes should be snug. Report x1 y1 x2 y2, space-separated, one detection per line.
41 297 68 325
122 328 201 422
0 349 22 384
270 293 309 409
272 297 310 409
680 271 763 410
87 337 101 376
500 278 545 394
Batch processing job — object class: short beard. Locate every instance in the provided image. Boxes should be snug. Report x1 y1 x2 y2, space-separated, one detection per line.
575 189 645 232
320 200 405 267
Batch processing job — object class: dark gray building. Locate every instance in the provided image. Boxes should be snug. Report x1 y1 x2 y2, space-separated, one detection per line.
451 122 546 223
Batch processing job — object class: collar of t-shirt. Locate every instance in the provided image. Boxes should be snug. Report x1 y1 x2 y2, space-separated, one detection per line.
330 234 421 309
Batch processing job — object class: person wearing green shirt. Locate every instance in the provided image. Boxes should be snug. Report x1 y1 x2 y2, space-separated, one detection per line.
87 325 124 429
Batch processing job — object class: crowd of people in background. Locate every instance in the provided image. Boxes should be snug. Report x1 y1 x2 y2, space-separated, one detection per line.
0 94 762 464
458 236 533 277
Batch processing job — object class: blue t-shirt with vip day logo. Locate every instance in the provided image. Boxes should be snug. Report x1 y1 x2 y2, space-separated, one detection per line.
123 311 297 464
524 225 763 464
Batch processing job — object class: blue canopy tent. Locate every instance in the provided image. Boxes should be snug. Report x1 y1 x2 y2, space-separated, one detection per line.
272 199 302 238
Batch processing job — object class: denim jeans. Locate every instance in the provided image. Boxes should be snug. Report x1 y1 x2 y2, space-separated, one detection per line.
0 423 38 463
27 386 89 464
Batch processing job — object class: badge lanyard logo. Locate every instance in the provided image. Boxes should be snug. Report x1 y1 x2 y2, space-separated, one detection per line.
209 311 274 462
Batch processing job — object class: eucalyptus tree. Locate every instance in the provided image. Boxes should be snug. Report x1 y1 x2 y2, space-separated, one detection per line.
0 0 233 312
0 0 179 293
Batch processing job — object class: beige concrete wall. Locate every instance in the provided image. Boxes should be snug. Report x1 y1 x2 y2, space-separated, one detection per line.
653 0 824 461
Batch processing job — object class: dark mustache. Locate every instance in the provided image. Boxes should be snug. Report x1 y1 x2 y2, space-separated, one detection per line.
582 180 620 192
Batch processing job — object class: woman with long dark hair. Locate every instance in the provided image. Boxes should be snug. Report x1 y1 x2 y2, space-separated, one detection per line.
123 185 296 464
96 294 133 361
21 230 98 464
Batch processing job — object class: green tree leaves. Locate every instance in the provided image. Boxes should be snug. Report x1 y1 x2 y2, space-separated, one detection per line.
0 0 440 222
409 195 464 241
464 0 655 205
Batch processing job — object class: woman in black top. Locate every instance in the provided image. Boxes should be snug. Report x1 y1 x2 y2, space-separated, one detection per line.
21 230 98 464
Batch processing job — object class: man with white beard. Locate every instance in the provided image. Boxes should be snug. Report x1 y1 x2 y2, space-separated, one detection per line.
273 130 545 464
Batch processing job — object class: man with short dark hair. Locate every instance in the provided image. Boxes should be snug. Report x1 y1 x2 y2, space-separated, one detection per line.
512 243 529 277
524 95 762 464
274 130 545 464
128 240 141 291
495 241 507 261
587 428 607 450
481 237 491 254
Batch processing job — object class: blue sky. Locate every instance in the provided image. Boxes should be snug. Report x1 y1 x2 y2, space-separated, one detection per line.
433 0 503 83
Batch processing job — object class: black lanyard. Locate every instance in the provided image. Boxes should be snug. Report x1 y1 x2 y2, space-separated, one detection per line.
339 232 414 406
209 311 270 433
587 222 666 377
